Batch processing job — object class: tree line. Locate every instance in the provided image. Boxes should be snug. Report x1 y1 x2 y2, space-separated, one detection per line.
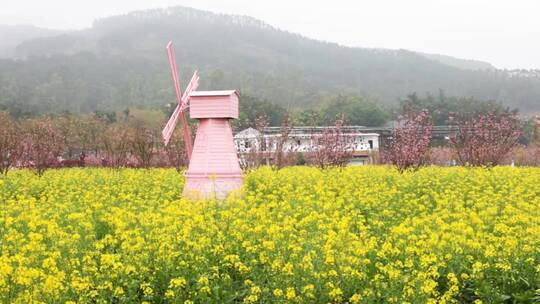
1 98 539 176
0 111 187 176
382 109 540 171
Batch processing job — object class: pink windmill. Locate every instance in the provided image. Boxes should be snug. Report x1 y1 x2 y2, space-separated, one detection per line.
162 41 243 200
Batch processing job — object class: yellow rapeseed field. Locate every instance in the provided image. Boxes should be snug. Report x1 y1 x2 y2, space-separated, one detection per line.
0 166 539 303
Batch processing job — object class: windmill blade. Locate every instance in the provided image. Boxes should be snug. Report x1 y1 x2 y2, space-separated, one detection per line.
163 42 199 161
162 103 182 146
163 41 185 147
180 111 193 160
166 41 183 104
177 70 200 158
179 70 200 111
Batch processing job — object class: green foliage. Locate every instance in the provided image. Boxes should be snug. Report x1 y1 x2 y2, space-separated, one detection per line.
292 95 391 127
516 116 540 146
296 152 306 165
234 95 287 129
401 91 517 125
319 94 390 126
93 110 118 124
294 109 323 126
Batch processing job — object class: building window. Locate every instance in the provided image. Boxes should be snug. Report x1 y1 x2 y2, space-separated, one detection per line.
244 140 251 148
368 140 373 150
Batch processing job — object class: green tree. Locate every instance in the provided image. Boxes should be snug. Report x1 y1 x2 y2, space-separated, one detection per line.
294 109 323 126
401 91 516 125
320 94 390 127
235 95 286 130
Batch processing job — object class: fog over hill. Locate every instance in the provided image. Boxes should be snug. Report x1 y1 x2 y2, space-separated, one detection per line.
418 53 496 71
1 6 539 115
0 25 66 58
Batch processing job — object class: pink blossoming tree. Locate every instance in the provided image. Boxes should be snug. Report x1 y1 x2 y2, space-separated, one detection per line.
311 117 354 168
0 112 22 175
449 112 522 166
382 109 433 172
21 118 65 176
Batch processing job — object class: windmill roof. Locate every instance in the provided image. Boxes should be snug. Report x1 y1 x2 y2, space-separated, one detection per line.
189 90 238 97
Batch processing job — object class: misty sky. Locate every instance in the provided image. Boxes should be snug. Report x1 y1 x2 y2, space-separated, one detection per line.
2 0 540 69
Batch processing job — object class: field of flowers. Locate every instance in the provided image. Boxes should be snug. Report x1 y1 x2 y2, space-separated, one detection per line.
1 166 539 303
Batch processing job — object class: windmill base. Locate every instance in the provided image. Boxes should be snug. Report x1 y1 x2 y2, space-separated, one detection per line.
183 173 243 200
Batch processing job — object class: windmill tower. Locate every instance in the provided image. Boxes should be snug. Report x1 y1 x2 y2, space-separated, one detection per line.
162 42 243 200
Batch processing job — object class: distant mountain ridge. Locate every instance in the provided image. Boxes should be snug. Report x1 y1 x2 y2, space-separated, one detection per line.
419 52 496 71
1 6 539 114
0 25 65 58
2 12 498 72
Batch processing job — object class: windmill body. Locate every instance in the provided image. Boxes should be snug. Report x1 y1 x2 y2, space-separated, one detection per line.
184 91 243 199
162 42 243 200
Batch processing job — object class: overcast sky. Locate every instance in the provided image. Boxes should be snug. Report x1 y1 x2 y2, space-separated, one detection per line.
2 0 540 69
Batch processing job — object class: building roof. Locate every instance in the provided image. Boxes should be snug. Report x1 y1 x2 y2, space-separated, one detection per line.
263 126 372 134
190 90 238 97
234 127 379 138
234 127 261 138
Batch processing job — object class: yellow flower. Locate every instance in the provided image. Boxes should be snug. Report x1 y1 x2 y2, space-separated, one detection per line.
199 286 211 294
286 287 296 300
350 293 362 303
243 294 258 303
250 286 261 294
302 284 315 298
140 283 153 296
170 277 187 289
114 287 125 297
197 276 209 286
0 167 539 302
329 286 343 302
421 279 438 295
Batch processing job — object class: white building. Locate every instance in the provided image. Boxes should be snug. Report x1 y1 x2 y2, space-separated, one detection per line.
234 127 380 165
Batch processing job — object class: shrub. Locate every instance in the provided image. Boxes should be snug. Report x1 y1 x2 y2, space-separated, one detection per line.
129 126 158 168
164 132 188 172
0 112 22 175
382 109 433 171
100 123 131 168
311 118 354 168
449 112 521 166
20 118 65 176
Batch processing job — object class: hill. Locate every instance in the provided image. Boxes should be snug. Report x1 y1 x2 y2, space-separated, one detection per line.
418 52 496 71
1 6 540 115
0 25 65 58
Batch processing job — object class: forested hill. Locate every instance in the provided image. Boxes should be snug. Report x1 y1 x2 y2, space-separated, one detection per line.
0 25 65 58
418 53 496 71
1 6 540 115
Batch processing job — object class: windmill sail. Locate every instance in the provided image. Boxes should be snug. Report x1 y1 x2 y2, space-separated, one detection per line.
166 41 183 106
162 42 199 161
162 103 183 146
180 71 199 111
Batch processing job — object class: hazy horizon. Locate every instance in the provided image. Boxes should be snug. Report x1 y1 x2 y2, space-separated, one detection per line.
2 0 540 70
